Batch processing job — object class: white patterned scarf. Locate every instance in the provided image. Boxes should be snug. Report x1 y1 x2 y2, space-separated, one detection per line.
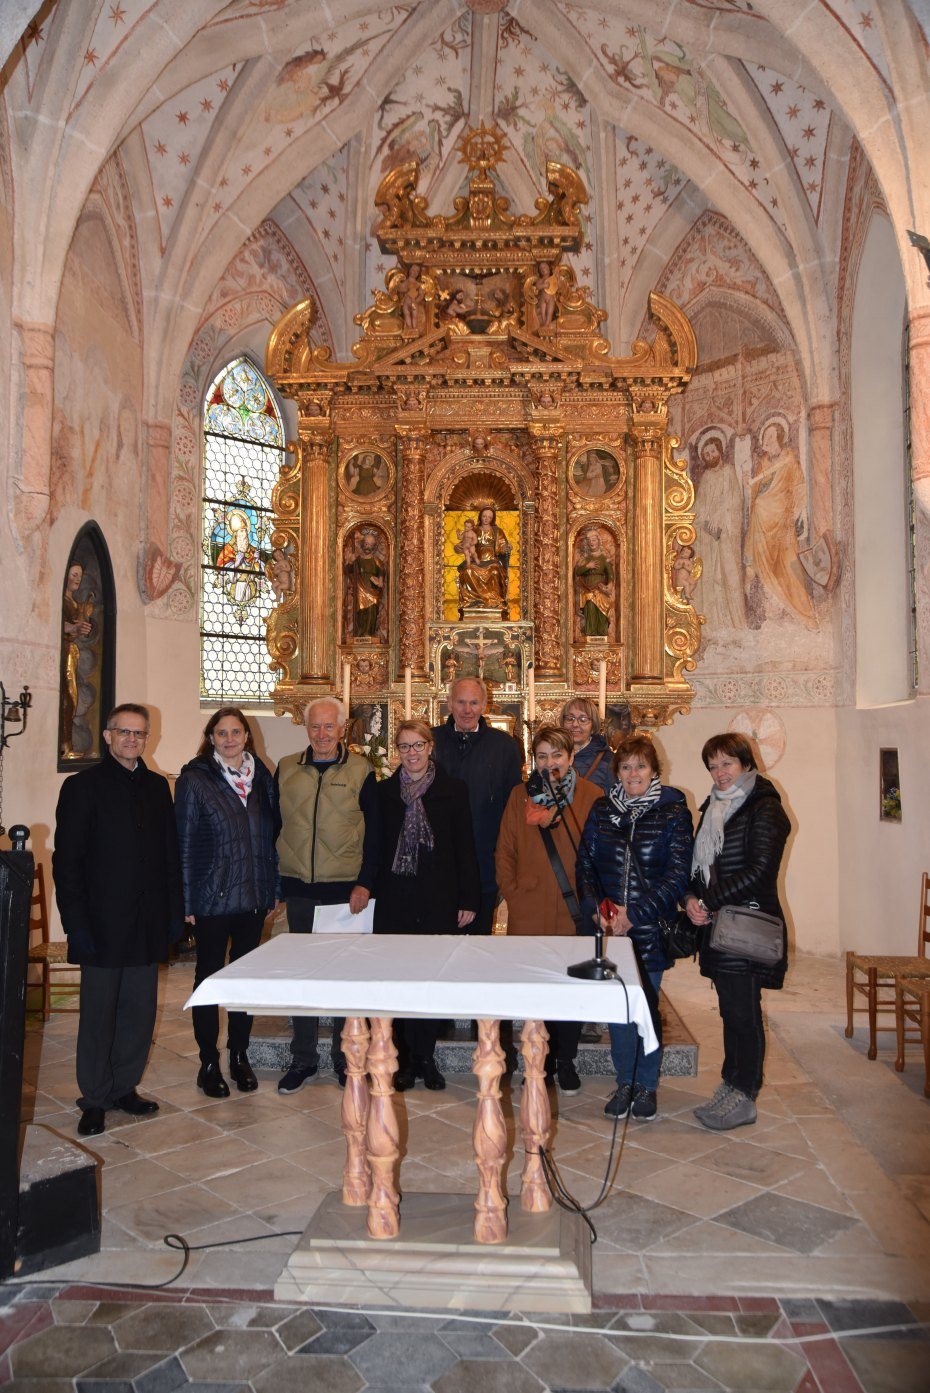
215 749 255 805
607 774 661 827
692 769 757 886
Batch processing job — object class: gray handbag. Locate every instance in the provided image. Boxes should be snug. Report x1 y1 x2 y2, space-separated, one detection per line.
708 902 784 964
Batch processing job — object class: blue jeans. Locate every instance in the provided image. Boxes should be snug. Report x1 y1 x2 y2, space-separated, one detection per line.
608 968 663 1092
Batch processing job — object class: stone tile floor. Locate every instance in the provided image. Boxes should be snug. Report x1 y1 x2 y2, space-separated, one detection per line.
3 952 929 1391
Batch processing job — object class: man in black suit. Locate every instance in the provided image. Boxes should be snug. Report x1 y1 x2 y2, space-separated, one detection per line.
53 703 183 1137
431 677 522 935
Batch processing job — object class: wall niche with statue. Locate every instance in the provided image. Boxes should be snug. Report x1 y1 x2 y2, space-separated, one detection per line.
58 523 116 770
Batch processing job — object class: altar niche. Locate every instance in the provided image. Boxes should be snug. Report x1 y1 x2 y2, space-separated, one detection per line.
264 123 701 737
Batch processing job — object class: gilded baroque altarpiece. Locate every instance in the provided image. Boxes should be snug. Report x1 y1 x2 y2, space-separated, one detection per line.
264 126 701 736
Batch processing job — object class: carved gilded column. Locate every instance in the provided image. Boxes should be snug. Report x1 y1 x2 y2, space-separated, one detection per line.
808 402 836 543
529 424 563 679
629 398 667 685
396 424 429 677
12 321 55 541
300 423 335 683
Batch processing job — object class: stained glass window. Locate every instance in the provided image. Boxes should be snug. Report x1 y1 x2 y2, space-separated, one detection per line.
200 358 284 702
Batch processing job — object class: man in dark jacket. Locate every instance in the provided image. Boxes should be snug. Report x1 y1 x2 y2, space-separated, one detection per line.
431 677 522 935
53 703 183 1137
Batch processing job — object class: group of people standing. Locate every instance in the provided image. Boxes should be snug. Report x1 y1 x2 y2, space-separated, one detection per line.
53 680 792 1144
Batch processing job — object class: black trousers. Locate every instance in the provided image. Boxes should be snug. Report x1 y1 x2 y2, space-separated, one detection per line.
714 972 766 1099
76 963 158 1109
192 910 264 1064
395 1018 440 1065
544 1019 583 1067
285 896 345 1072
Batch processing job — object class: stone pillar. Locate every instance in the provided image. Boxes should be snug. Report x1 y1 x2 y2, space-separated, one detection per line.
529 424 563 679
808 401 836 542
301 430 334 684
908 307 930 691
12 321 55 542
396 425 429 677
629 401 667 686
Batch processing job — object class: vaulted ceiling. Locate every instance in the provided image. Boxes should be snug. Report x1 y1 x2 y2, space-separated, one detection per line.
3 0 928 409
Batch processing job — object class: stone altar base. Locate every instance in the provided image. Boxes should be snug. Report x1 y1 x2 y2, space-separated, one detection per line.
275 1190 592 1314
17 1124 100 1276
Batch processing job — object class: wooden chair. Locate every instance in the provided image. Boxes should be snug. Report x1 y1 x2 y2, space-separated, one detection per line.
845 872 930 1058
895 978 930 1097
26 864 78 1019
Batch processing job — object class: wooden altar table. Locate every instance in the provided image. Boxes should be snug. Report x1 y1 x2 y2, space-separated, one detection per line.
186 934 655 1310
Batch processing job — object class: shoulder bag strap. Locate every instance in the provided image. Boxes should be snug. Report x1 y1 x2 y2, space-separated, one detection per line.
538 826 584 931
580 749 606 782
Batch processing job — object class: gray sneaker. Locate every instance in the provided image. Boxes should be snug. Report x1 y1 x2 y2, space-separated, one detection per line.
698 1088 757 1131
693 1083 735 1124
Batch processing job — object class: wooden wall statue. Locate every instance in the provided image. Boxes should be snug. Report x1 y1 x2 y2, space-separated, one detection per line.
265 124 700 737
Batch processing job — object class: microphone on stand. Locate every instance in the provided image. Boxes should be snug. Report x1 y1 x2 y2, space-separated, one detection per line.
540 769 617 981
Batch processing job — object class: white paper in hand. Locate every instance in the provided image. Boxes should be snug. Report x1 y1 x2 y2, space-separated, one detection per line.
312 900 375 934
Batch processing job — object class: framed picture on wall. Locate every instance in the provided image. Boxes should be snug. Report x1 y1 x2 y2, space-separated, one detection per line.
879 747 902 822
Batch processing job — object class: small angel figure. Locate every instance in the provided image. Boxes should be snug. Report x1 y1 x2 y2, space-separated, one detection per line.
672 543 701 602
267 547 294 603
534 260 558 329
455 518 479 566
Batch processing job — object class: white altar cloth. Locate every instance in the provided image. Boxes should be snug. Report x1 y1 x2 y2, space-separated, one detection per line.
185 933 657 1051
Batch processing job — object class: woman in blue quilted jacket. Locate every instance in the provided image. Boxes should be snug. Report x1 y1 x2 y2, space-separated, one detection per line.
577 736 693 1122
175 708 280 1099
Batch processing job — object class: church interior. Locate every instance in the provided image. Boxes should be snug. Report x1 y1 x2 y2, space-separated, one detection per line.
1 1 929 1389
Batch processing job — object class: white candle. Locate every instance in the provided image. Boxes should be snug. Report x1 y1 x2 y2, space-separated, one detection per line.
527 664 536 723
404 665 412 718
342 661 351 711
598 659 607 721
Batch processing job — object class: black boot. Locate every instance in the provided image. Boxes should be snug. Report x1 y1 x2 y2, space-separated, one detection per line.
419 1057 446 1091
197 1061 230 1098
228 1050 257 1092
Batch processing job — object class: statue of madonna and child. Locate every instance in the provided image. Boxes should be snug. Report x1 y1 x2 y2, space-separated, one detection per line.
454 506 512 616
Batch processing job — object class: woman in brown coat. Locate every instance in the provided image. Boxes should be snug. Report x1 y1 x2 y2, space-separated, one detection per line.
495 724 603 1093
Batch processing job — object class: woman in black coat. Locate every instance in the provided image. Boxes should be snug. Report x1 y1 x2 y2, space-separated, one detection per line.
684 732 790 1132
358 718 480 1091
175 707 280 1098
577 737 693 1122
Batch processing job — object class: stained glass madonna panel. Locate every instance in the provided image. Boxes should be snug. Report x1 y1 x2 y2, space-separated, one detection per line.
200 359 284 702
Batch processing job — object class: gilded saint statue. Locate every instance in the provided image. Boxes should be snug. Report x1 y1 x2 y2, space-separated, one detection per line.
574 526 614 638
345 526 387 641
61 561 94 759
455 506 511 615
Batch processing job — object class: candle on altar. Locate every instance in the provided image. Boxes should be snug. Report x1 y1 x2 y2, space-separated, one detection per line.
598 659 607 721
527 664 536 723
404 666 412 718
342 661 351 711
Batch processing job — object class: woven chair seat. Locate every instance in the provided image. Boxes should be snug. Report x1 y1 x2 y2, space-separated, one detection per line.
899 976 930 998
848 954 930 978
28 940 69 965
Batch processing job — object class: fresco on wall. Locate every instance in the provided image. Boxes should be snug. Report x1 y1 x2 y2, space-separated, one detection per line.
661 213 836 701
50 210 143 533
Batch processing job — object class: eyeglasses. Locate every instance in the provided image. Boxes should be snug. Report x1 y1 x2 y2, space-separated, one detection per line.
397 740 428 753
563 714 592 725
108 727 148 740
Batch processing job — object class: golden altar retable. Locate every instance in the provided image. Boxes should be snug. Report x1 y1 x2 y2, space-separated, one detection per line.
264 124 700 734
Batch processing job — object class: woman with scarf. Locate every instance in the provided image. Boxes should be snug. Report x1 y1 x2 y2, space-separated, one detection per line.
577 737 693 1121
358 719 480 1091
495 724 604 1094
684 733 790 1131
175 708 280 1097
559 696 613 794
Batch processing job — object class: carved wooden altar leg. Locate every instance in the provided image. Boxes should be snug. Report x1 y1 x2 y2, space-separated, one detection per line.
340 1016 371 1207
519 1019 553 1213
472 1018 508 1244
365 1016 400 1239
